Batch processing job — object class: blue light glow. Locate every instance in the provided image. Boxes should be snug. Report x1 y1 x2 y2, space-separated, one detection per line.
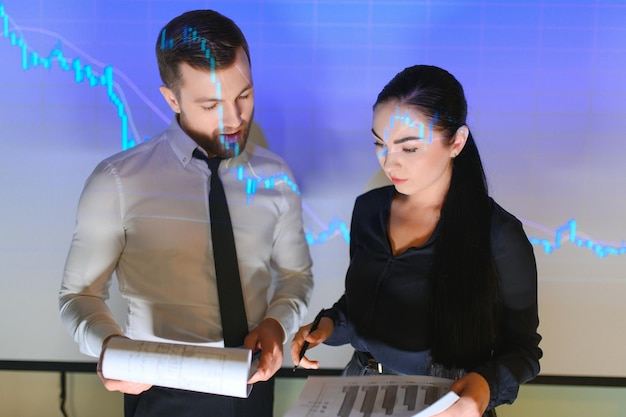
529 219 626 258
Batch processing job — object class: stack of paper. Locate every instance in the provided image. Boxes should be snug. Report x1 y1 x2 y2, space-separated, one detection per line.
283 374 459 417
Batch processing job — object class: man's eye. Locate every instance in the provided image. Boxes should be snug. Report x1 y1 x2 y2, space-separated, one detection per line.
202 104 218 111
404 148 418 153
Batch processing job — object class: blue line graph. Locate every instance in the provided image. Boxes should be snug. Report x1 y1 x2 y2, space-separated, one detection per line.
0 3 141 150
230 164 301 205
376 108 435 160
528 219 626 258
160 25 243 154
305 217 350 246
303 215 626 259
0 3 295 197
387 107 433 143
2 2 624 259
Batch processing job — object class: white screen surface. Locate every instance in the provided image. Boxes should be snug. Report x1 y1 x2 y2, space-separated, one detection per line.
1 0 625 378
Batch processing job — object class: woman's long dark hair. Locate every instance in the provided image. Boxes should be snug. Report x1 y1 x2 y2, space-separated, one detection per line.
374 65 500 370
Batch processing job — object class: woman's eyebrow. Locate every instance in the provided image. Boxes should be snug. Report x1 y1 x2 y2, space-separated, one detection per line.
371 128 422 144
371 128 384 141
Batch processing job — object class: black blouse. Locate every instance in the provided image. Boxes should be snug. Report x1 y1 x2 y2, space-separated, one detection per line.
324 186 542 409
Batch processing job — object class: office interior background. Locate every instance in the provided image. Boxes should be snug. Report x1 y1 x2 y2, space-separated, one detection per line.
1 0 625 416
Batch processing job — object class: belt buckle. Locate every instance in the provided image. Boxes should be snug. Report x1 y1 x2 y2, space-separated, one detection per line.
366 358 383 374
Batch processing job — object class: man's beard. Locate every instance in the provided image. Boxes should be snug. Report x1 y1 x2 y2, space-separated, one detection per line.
178 112 251 159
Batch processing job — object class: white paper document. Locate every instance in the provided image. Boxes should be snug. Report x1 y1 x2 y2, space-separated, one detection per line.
284 375 459 417
101 338 258 398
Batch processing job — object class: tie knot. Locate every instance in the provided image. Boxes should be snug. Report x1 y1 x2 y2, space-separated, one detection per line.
192 148 221 175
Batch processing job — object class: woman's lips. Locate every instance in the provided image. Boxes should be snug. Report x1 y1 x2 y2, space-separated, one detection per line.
390 176 407 185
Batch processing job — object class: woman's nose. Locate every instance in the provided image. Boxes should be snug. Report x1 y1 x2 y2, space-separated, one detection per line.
382 147 403 168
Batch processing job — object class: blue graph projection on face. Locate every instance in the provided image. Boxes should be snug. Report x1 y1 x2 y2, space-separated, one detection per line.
1 2 624 258
160 26 239 155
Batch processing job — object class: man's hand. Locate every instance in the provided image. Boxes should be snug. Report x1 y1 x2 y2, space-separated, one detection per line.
97 335 152 395
244 318 285 384
432 372 490 417
289 316 334 369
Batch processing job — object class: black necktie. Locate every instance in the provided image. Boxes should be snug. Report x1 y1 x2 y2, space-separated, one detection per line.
193 149 248 347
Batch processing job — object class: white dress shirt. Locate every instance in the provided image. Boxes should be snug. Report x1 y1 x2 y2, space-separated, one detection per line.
59 119 314 357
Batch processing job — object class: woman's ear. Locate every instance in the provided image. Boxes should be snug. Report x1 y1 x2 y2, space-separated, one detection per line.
451 125 469 158
159 85 181 113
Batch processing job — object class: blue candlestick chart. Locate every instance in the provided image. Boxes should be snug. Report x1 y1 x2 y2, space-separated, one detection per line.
1 2 624 259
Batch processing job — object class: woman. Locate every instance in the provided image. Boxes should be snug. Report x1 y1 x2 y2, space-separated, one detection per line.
291 65 542 417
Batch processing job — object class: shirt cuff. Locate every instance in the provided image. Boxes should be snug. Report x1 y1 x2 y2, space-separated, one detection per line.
84 318 125 358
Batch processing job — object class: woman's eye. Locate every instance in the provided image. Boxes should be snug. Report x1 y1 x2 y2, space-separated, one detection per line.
237 94 250 100
373 142 384 147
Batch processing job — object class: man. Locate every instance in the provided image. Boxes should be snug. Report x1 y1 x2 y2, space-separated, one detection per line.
59 9 313 417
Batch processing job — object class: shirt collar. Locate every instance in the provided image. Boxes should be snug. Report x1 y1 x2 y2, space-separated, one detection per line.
166 117 252 168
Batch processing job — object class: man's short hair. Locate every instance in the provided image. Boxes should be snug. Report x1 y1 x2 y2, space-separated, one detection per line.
156 9 250 94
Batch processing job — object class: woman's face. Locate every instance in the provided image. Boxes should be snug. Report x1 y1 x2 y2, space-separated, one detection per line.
372 101 464 198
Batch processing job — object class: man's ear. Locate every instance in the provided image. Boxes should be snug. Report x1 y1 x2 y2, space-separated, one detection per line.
451 125 469 158
159 85 181 113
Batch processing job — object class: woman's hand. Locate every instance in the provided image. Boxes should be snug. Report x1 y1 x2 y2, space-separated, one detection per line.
432 372 490 417
289 317 334 369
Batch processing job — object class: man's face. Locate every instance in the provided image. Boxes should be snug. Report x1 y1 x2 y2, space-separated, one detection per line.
160 48 254 158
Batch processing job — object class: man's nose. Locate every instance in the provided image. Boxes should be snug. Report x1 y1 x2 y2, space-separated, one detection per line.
218 101 243 131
